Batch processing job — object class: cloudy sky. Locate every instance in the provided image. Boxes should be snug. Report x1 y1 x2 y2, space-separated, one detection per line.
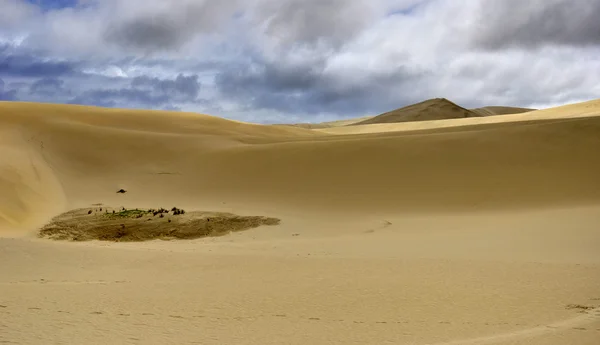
1 0 599 123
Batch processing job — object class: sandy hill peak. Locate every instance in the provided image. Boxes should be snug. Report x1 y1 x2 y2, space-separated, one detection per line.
352 98 481 125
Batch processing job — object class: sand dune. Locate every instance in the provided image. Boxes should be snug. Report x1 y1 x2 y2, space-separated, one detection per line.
351 98 481 125
1 99 600 344
470 106 535 117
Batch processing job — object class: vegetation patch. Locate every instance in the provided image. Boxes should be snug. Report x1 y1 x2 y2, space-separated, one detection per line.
566 304 596 313
39 207 280 242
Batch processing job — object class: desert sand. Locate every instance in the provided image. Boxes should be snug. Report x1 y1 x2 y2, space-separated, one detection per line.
1 99 599 344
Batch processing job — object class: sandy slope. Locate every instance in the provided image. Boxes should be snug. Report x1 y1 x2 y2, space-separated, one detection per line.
1 100 600 344
470 106 535 117
281 115 375 129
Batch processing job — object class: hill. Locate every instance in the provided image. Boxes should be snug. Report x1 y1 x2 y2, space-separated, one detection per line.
351 98 481 125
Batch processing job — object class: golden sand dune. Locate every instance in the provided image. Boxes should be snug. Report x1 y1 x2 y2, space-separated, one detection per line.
1 99 600 344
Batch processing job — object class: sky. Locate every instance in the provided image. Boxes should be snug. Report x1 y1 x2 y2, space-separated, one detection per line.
1 0 599 123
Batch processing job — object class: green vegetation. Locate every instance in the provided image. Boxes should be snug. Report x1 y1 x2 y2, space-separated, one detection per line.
104 209 148 219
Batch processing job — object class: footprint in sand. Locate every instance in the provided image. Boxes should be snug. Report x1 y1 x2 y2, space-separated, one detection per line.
427 306 600 345
6 280 111 286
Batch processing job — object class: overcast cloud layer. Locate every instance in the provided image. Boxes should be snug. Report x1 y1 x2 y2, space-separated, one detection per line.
1 0 598 123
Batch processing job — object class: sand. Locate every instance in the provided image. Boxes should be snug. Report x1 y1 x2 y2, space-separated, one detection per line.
1 99 599 344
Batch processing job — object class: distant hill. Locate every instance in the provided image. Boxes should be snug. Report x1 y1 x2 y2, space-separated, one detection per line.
470 106 536 117
352 98 481 125
281 99 537 128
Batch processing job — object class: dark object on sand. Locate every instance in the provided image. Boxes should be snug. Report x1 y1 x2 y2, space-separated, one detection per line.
116 189 127 194
171 207 187 216
88 210 92 215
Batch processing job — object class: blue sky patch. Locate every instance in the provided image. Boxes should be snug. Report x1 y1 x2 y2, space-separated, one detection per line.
26 0 80 11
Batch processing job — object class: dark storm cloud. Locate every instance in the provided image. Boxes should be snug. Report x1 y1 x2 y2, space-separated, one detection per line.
0 51 77 77
29 77 68 96
0 78 19 101
70 73 201 109
103 1 240 52
473 0 600 49
70 88 165 108
105 16 188 51
131 74 200 100
215 57 424 116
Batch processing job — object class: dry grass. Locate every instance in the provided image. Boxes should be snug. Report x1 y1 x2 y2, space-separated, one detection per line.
39 207 280 242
